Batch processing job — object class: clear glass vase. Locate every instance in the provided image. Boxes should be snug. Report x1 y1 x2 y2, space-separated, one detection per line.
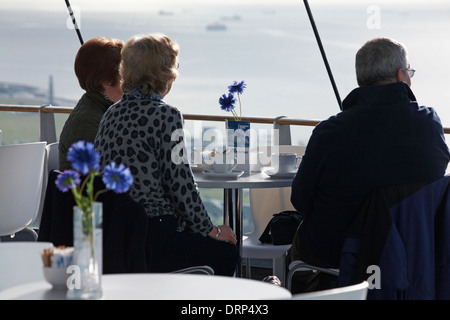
66 201 103 299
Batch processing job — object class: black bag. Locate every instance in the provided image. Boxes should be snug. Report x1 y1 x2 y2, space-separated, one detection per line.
259 210 303 245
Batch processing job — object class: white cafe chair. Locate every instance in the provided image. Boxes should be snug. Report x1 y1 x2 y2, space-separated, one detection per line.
290 281 369 300
45 141 60 174
36 142 60 228
171 265 215 275
0 142 46 239
242 145 306 285
0 241 53 291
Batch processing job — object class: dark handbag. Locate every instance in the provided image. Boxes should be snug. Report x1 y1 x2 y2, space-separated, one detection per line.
259 210 303 245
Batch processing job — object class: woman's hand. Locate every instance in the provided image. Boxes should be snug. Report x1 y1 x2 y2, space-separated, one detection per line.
208 225 237 244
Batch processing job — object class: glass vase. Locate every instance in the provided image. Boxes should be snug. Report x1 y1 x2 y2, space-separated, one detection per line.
225 120 251 174
66 201 103 299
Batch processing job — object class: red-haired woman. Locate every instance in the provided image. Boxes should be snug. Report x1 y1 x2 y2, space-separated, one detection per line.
59 36 124 171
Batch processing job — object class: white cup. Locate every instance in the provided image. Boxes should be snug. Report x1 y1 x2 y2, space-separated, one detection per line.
212 153 237 173
271 152 301 173
192 147 216 171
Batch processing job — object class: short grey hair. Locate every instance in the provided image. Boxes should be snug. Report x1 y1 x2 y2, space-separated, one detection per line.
355 37 408 86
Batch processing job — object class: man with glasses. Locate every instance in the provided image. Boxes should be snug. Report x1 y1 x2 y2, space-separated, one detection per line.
287 37 450 293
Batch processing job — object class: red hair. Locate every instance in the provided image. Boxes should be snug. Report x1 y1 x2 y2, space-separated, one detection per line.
74 37 124 93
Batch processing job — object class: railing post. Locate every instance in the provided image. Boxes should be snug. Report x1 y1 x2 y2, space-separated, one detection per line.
39 104 57 143
274 116 292 145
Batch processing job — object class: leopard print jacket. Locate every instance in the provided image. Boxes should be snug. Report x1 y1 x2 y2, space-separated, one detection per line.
94 88 213 236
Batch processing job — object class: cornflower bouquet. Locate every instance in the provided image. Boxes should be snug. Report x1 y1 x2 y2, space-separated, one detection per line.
219 80 247 121
55 140 133 234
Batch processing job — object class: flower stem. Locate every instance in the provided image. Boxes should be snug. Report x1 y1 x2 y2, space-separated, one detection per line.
93 189 108 202
237 94 242 121
231 109 239 121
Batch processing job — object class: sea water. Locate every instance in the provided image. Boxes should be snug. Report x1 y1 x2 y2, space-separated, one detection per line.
1 2 450 145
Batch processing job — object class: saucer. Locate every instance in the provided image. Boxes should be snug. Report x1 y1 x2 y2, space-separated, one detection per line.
262 167 297 179
190 164 203 172
203 170 245 179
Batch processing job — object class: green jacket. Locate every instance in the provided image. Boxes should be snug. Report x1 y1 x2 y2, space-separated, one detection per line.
59 92 113 171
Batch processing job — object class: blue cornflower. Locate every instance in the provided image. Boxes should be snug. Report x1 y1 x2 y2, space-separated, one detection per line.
55 170 80 192
67 140 100 175
219 93 236 112
228 80 246 95
102 162 134 194
220 80 246 120
55 140 133 236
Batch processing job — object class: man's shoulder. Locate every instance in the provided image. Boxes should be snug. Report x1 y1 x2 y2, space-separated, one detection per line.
413 104 444 126
313 113 345 132
416 104 437 115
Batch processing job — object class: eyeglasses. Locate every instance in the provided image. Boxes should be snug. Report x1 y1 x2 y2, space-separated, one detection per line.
404 67 415 78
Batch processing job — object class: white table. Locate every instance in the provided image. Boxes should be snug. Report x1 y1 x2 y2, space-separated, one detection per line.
0 273 292 300
194 170 294 276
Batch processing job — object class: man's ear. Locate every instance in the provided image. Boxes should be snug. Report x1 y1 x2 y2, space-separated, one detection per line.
396 68 404 82
396 68 411 86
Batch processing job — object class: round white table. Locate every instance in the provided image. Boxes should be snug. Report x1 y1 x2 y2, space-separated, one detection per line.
194 171 293 189
194 170 294 276
0 273 292 300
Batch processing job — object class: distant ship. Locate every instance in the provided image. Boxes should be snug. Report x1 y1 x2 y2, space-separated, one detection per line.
158 10 174 16
206 22 227 31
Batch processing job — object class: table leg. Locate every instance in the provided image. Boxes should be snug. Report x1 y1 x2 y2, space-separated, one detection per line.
224 188 244 277
223 188 233 226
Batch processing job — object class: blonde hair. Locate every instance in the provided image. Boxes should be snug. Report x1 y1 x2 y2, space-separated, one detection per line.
120 33 179 96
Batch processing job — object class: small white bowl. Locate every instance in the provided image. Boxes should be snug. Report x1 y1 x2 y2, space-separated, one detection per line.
43 267 69 289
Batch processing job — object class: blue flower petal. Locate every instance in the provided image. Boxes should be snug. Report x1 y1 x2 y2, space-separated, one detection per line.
219 93 236 112
228 80 246 95
67 140 100 175
102 162 134 193
55 170 80 192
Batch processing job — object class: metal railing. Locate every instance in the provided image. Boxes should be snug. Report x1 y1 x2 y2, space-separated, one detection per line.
0 104 323 145
0 103 449 145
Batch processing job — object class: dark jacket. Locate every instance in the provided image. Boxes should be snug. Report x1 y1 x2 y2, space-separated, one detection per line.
337 176 450 300
289 82 450 267
59 92 113 171
38 170 149 274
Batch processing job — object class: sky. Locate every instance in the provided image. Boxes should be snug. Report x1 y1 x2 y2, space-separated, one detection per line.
2 0 294 11
1 0 447 12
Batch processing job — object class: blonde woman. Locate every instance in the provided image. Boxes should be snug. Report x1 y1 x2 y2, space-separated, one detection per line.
94 33 238 276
